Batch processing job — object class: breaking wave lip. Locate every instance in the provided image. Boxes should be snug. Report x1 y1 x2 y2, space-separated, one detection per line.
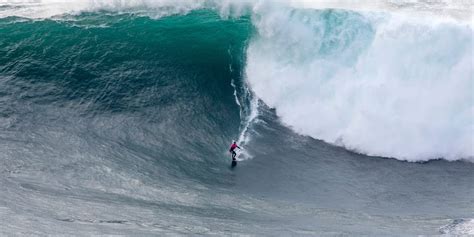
1 0 472 21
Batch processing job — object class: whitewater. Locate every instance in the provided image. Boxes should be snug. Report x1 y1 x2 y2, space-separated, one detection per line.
0 0 473 235
247 5 472 161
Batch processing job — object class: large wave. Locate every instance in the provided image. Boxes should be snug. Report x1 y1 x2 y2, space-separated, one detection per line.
1 1 474 235
1 0 472 162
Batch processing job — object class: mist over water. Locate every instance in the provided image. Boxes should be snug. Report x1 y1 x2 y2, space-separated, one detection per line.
0 0 473 235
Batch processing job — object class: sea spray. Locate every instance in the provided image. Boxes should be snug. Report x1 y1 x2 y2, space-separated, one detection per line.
246 8 473 161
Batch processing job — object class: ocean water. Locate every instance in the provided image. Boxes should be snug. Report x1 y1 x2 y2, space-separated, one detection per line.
0 0 473 235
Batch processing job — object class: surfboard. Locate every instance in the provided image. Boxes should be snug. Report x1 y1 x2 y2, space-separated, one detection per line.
231 160 237 167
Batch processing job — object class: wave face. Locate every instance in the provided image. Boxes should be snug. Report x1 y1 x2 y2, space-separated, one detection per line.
0 8 253 193
1 1 473 235
246 7 473 161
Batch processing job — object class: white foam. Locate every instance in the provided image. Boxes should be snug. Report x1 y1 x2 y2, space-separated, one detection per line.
2 1 471 22
440 219 474 235
0 0 206 18
245 7 473 161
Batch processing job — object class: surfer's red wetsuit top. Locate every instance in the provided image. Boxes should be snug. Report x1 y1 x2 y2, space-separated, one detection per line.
229 143 238 151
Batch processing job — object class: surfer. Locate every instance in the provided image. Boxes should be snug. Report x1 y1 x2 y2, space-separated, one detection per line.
229 140 241 161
